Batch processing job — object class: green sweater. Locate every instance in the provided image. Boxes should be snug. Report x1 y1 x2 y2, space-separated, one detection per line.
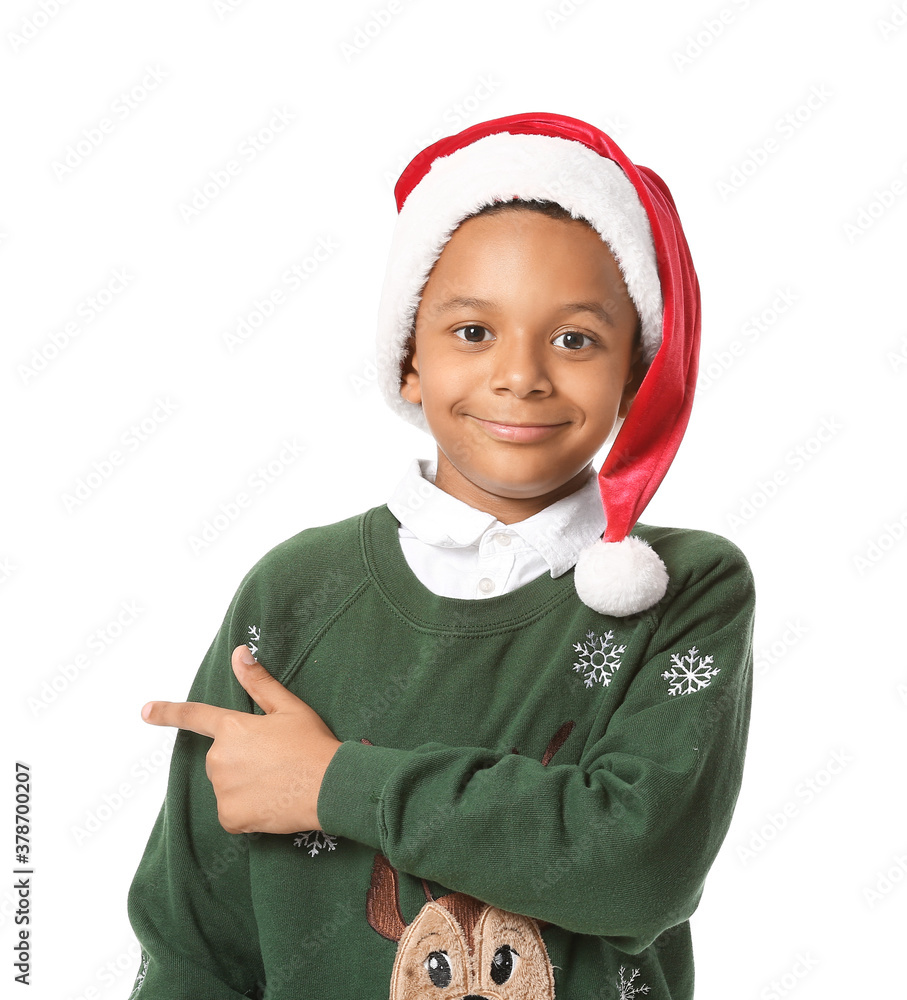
127 504 754 1000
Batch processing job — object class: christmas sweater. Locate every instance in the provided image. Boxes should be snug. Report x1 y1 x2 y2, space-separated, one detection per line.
127 504 754 1000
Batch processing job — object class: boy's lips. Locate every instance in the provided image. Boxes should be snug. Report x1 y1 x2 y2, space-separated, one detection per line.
469 415 569 443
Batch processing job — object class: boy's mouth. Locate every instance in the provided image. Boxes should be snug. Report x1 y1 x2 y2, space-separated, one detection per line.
469 415 568 444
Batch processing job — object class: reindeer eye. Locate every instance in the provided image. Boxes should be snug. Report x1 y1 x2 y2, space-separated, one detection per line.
424 950 452 988
490 944 520 985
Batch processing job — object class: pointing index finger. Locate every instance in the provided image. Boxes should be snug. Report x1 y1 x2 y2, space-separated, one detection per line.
141 700 235 738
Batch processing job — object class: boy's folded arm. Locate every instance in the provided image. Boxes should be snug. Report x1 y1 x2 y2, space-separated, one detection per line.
126 574 268 999
318 541 755 953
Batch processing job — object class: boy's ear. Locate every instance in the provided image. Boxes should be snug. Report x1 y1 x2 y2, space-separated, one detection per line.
399 334 422 405
617 336 648 420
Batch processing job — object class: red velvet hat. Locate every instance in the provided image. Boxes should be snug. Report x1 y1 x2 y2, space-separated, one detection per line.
376 112 701 616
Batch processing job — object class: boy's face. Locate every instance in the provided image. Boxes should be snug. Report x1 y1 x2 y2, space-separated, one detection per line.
400 209 646 522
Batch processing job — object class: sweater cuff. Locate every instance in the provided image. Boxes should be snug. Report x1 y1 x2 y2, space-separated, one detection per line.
316 740 411 849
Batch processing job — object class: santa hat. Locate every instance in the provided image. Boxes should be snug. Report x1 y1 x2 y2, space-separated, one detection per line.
376 112 701 617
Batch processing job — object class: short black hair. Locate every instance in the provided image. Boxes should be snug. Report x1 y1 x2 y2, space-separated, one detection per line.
460 197 583 226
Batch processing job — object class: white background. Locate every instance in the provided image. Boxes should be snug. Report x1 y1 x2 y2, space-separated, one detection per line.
4 0 906 997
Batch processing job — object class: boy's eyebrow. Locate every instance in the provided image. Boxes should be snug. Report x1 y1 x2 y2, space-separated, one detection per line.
434 296 616 326
435 295 498 312
558 300 616 327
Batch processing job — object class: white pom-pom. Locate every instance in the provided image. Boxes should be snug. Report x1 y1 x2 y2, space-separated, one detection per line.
574 535 668 617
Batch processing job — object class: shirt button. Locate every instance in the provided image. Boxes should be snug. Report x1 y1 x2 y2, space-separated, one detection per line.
495 533 512 547
478 577 495 594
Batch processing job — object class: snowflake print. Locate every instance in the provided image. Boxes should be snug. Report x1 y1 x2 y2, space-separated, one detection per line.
662 646 720 696
128 952 149 998
617 965 650 999
573 630 626 689
247 624 260 658
293 830 339 857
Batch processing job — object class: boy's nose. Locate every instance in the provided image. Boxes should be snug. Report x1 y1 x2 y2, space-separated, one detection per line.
489 336 552 397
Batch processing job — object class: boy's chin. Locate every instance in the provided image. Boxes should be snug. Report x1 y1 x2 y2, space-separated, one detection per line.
462 472 593 505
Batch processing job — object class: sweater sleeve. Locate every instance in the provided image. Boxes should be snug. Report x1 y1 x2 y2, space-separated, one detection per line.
317 534 755 954
126 570 268 999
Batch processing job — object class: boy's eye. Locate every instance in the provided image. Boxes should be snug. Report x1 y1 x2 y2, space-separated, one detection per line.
454 324 493 343
553 331 594 350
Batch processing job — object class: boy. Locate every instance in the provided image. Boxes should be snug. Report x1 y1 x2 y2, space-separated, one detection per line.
127 112 754 999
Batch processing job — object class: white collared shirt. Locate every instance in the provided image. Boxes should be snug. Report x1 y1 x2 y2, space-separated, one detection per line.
386 458 606 600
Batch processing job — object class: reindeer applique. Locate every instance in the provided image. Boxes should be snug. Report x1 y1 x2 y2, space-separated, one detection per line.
365 722 574 1000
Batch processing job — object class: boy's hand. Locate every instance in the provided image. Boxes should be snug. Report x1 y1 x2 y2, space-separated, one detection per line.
141 646 341 835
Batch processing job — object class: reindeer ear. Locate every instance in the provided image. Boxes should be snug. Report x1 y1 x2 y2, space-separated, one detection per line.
366 853 408 943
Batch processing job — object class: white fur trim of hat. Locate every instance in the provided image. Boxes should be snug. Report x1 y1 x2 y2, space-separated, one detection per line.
375 131 663 434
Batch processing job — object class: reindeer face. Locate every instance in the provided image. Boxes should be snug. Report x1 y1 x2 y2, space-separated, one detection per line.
473 905 553 998
388 898 555 1000
392 902 470 997
364 724 574 1000
366 852 557 1000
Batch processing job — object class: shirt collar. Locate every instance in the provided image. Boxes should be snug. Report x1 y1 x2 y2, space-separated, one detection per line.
387 458 499 546
387 458 606 577
511 469 606 577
